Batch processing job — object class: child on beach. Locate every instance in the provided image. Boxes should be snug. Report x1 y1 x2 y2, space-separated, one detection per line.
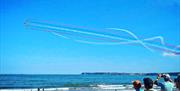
132 80 143 91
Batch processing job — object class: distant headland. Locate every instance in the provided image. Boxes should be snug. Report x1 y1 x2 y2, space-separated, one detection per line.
81 72 180 76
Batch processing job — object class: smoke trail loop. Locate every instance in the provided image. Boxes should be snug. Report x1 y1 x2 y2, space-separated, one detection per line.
106 28 154 52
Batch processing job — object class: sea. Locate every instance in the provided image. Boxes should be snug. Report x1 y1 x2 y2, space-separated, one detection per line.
0 74 176 89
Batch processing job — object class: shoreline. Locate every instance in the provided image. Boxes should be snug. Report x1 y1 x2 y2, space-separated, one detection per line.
0 84 164 91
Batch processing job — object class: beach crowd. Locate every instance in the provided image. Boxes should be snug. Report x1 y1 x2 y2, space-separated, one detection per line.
132 74 180 91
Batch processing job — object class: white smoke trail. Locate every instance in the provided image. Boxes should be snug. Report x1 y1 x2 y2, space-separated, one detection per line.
24 20 180 56
51 32 70 39
106 28 153 51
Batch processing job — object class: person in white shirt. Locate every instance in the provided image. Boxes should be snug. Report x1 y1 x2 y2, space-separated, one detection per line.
154 74 174 91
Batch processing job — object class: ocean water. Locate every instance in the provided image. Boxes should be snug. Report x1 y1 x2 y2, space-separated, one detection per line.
0 74 175 89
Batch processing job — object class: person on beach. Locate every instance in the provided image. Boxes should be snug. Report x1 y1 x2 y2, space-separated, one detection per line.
143 77 154 91
132 80 143 91
154 74 174 91
174 74 180 91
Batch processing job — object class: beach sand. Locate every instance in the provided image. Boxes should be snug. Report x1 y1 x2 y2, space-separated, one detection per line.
0 84 165 91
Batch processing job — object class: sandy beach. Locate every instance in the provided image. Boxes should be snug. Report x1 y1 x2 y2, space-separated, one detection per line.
0 84 165 91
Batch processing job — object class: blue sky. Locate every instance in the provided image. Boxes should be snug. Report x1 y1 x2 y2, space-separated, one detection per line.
0 0 180 74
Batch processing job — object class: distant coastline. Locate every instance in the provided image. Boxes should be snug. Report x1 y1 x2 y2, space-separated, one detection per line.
0 72 180 76
81 72 180 76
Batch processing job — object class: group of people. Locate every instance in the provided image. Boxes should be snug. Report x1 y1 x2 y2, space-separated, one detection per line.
132 74 180 91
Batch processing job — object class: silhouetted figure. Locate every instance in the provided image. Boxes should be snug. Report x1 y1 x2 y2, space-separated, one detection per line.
174 74 180 91
37 88 40 91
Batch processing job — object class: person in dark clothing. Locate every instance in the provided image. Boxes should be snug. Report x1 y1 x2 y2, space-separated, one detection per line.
174 74 180 91
143 78 154 91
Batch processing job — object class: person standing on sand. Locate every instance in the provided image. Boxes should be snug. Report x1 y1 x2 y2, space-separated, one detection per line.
143 78 155 91
154 74 174 91
132 80 143 91
174 74 180 91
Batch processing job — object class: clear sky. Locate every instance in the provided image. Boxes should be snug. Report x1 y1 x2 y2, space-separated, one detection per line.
0 0 180 74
